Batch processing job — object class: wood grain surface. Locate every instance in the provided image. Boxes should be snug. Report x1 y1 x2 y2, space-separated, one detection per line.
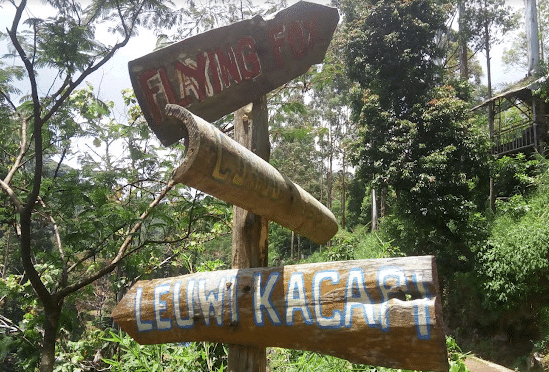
128 1 339 146
112 256 448 371
165 104 338 244
227 98 270 371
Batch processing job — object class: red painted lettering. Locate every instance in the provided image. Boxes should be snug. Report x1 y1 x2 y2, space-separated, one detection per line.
174 55 208 104
139 68 175 124
288 21 307 59
303 18 320 50
269 24 285 68
235 36 262 80
208 51 223 94
216 47 242 88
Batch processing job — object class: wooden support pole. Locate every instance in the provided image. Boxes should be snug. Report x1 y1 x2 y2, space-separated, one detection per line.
489 101 496 211
228 96 269 372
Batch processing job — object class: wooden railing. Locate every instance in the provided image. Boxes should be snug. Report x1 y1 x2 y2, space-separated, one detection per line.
492 122 537 156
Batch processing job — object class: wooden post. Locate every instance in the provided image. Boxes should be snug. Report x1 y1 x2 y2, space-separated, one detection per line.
371 188 378 232
228 96 269 372
489 101 495 211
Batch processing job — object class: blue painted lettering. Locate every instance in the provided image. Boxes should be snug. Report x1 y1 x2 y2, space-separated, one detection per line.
412 273 432 340
253 272 282 326
132 265 434 341
174 279 196 329
154 284 172 331
378 267 407 332
285 272 313 326
344 268 377 328
312 270 343 329
198 278 225 326
135 287 153 332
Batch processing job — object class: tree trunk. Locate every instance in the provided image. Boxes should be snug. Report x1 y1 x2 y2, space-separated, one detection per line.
40 303 62 372
380 187 387 218
458 0 469 81
489 102 496 211
113 267 124 330
326 124 333 248
371 188 378 232
341 151 346 230
2 229 9 279
290 231 295 260
484 15 496 211
227 96 269 372
20 206 58 372
327 124 333 211
525 0 540 76
484 15 492 100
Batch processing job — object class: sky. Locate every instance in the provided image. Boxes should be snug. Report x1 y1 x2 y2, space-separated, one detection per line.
0 0 533 116
487 0 528 88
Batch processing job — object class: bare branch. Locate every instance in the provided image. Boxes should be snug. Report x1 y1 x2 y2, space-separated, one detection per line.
55 179 177 300
4 113 28 186
66 221 130 274
0 89 18 111
37 197 68 289
115 0 129 37
0 314 36 347
10 0 26 36
7 1 44 212
51 148 68 183
40 0 148 127
129 231 230 286
49 75 72 103
0 179 23 213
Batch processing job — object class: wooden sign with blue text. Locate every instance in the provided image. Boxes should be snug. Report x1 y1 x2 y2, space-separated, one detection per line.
112 256 448 371
128 1 339 146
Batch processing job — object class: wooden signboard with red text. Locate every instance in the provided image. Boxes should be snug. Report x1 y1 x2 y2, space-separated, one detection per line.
128 1 339 146
113 256 448 371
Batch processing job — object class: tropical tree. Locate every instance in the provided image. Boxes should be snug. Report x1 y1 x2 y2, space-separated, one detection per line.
503 0 549 75
343 0 491 275
460 0 518 96
343 0 446 119
351 86 490 273
0 1 210 371
342 0 447 228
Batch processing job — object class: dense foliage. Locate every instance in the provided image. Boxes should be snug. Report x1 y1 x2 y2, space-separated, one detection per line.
478 156 549 311
344 0 446 118
1 0 548 371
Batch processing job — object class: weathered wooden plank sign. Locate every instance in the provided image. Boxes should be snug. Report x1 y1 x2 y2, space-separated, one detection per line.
112 256 448 371
128 1 339 146
165 104 338 244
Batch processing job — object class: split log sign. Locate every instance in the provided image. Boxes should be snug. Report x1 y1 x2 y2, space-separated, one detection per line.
113 256 448 371
129 1 339 146
165 104 338 244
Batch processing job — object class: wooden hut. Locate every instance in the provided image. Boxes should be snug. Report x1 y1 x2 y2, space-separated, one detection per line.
473 76 548 157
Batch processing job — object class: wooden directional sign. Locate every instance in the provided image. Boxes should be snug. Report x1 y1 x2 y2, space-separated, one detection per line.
165 104 338 244
128 1 339 146
112 256 448 371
